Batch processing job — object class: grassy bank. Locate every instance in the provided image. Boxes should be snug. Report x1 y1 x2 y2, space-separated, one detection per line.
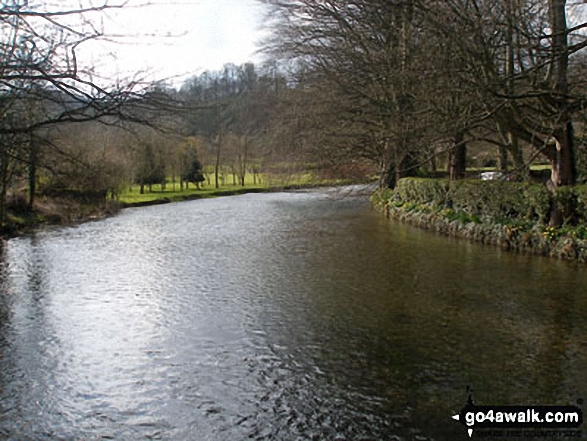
2 197 121 238
119 172 359 207
1 172 364 237
372 178 587 263
120 184 268 207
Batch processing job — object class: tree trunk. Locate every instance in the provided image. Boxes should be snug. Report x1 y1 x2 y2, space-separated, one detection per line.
0 147 7 225
498 145 508 173
383 140 416 189
240 136 248 187
215 133 221 189
506 132 528 180
449 131 466 181
379 141 392 189
28 137 37 211
547 0 574 189
394 141 407 185
548 0 574 190
549 0 569 93
546 0 575 225
550 123 575 188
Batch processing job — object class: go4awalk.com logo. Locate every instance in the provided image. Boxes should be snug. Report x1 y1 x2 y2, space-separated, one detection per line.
451 388 583 438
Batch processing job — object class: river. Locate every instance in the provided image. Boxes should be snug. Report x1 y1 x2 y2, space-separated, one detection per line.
0 187 586 440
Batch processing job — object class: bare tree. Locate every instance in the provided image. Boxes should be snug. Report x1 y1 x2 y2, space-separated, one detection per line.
260 0 587 199
0 1 167 224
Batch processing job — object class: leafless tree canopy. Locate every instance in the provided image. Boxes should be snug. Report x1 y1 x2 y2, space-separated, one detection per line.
0 1 168 222
259 0 587 193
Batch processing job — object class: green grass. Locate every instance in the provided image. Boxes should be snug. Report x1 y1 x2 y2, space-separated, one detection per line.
119 171 360 206
119 173 268 205
530 164 551 171
467 164 551 172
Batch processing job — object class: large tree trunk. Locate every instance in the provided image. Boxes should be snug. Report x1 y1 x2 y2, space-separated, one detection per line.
498 145 508 173
547 0 574 189
550 123 575 188
546 123 576 226
397 151 419 184
549 0 569 93
506 132 528 180
547 0 576 225
393 142 406 187
449 131 466 181
28 137 37 211
0 147 7 225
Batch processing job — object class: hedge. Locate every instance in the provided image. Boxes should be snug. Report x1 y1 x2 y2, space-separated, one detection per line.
371 178 587 262
395 178 449 207
384 178 587 226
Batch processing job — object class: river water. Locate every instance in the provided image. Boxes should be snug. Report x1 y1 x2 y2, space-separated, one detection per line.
0 187 586 440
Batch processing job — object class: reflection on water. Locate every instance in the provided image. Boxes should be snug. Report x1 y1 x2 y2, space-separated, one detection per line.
0 187 586 440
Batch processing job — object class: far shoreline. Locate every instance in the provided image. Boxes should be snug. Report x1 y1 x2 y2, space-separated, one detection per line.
1 181 373 240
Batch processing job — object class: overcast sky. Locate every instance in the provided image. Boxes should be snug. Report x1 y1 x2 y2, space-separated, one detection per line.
78 0 269 87
72 1 585 89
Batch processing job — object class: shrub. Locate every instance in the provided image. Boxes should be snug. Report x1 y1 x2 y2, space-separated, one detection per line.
525 185 551 223
447 180 528 222
379 177 587 262
392 178 587 227
554 186 578 225
370 188 395 209
574 185 587 222
395 178 448 207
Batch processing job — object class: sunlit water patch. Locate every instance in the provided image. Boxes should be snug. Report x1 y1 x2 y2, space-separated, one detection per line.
1 187 586 440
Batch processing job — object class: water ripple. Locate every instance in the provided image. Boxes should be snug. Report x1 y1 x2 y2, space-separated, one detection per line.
0 189 586 440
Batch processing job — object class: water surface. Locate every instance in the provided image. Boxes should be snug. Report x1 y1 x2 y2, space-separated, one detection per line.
0 187 586 440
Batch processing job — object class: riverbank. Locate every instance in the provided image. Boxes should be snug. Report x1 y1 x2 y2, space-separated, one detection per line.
371 178 587 263
119 180 369 208
1 180 365 238
1 197 122 238
120 187 270 208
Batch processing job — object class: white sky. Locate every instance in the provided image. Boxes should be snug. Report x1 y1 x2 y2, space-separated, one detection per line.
77 0 269 88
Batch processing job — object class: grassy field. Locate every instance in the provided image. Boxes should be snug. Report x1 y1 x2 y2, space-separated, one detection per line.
118 172 351 206
119 174 267 205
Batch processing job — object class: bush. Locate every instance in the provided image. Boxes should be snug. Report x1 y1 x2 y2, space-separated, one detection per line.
375 178 587 262
392 178 587 226
554 186 578 225
395 178 448 207
525 185 551 223
447 180 528 223
370 188 395 209
573 185 587 222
